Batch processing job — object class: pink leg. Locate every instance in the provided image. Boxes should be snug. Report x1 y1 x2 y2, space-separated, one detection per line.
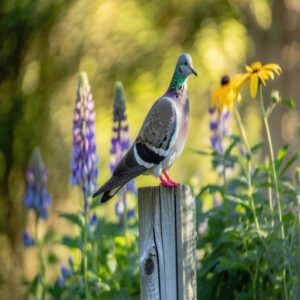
163 171 179 187
159 175 174 187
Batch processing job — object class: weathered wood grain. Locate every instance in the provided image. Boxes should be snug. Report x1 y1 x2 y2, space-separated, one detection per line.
138 185 196 300
175 185 197 300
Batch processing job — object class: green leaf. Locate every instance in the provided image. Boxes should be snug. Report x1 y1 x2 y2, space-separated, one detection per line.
114 236 127 247
255 181 273 188
26 275 39 296
48 252 60 265
61 235 81 249
250 142 263 155
90 195 102 210
276 144 289 170
244 250 258 262
225 194 249 208
231 135 241 143
191 149 212 156
95 280 110 291
107 253 117 273
230 176 248 187
43 228 55 243
59 212 83 228
282 211 294 223
198 184 223 197
282 97 295 109
217 256 250 273
198 257 218 277
279 153 298 177
225 136 240 156
280 181 295 193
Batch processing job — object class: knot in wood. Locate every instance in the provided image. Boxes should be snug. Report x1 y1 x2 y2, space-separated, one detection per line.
144 257 154 275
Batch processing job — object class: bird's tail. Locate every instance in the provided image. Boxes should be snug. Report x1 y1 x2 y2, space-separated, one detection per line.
93 176 128 203
92 146 147 204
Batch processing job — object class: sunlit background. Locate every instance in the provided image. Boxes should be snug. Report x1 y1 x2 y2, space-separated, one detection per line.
0 0 299 298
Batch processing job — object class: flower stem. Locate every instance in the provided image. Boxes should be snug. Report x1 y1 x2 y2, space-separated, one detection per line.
122 191 130 296
258 87 285 239
83 198 90 299
258 86 288 300
222 157 227 194
266 157 274 227
122 192 128 236
35 216 46 299
234 107 261 235
219 113 227 194
233 107 249 150
252 258 259 300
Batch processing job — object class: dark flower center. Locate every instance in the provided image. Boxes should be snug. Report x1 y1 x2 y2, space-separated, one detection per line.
221 75 230 86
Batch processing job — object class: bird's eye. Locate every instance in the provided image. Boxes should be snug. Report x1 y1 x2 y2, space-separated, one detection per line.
184 61 187 65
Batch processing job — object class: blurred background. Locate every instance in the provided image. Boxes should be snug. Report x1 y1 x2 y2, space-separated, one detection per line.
0 0 299 298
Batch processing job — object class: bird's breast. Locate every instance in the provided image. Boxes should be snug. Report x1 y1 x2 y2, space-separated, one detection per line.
161 94 189 171
176 95 189 152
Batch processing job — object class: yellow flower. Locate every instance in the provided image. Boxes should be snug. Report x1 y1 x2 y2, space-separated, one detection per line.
211 75 242 112
241 62 282 98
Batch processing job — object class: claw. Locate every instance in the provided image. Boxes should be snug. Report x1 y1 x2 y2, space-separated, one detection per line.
159 175 175 187
163 171 179 187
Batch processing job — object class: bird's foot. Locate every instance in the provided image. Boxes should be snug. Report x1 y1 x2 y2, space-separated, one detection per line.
159 175 176 187
163 171 179 187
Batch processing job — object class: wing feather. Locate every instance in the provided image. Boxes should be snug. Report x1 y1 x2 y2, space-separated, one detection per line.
135 97 178 165
93 146 146 200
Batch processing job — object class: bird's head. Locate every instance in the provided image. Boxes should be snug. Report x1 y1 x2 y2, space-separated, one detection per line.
176 53 198 78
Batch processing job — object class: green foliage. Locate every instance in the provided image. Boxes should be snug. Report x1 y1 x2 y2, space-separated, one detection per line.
59 212 84 228
47 217 140 300
196 91 300 300
281 97 296 109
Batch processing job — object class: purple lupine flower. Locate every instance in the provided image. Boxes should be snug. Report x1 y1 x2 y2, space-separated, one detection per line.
239 144 246 156
57 277 65 288
90 212 98 227
109 82 136 223
87 213 98 236
23 231 35 247
115 199 125 217
70 72 99 206
114 198 136 226
68 256 74 268
208 106 216 114
209 109 231 155
209 105 233 177
23 148 51 219
110 82 131 167
127 208 135 219
210 120 218 130
126 179 137 194
60 264 71 279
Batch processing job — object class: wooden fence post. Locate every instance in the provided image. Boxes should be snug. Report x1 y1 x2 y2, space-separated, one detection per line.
138 185 197 300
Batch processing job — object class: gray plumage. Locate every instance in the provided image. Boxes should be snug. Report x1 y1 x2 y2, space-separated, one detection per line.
93 53 197 203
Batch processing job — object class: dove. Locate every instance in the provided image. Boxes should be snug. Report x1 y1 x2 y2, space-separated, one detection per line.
93 53 197 203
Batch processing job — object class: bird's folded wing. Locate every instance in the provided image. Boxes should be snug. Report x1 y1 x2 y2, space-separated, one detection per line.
134 97 178 168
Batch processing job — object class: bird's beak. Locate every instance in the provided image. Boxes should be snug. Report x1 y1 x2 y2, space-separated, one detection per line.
190 67 198 77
